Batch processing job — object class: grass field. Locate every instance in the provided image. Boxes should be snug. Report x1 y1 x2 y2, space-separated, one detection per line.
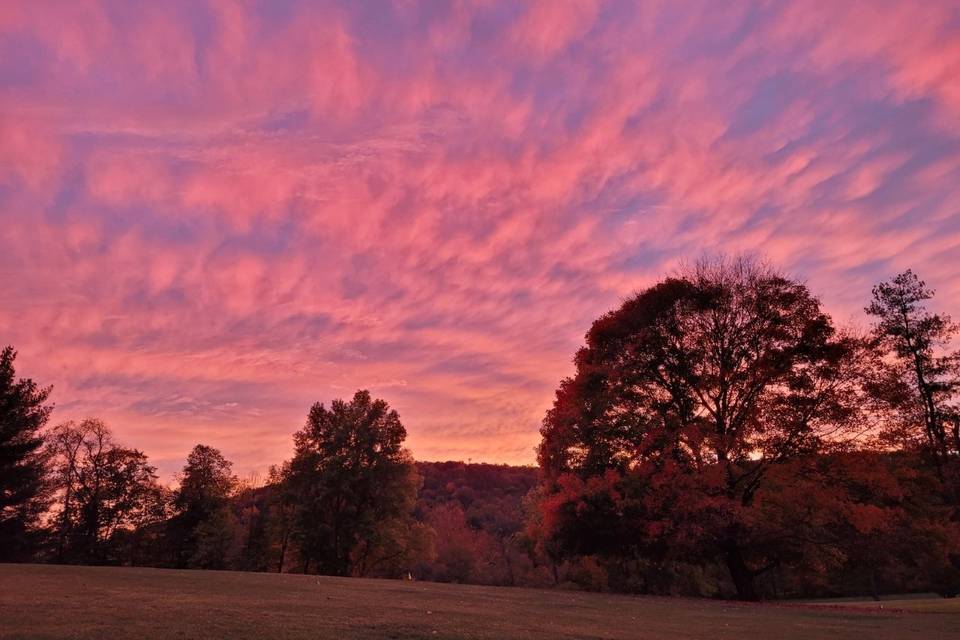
1 565 958 640
799 593 960 614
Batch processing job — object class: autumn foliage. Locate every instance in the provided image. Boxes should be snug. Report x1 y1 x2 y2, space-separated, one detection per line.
535 258 960 598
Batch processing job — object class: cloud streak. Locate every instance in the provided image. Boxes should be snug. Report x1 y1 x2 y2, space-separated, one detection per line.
1 0 958 478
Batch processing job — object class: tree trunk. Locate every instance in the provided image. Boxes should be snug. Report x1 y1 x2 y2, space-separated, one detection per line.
56 483 72 563
277 533 288 573
951 417 959 457
724 546 757 600
498 536 515 586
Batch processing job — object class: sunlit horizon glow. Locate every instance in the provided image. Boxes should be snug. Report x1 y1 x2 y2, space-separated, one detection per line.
1 1 959 480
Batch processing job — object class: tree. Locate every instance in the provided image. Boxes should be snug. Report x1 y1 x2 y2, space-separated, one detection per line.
0 346 53 561
351 511 435 579
267 463 296 573
422 503 481 583
168 444 237 569
47 421 87 561
416 461 542 586
232 487 273 573
866 270 959 472
750 447 960 599
285 390 419 576
47 419 166 564
865 270 960 596
537 257 861 599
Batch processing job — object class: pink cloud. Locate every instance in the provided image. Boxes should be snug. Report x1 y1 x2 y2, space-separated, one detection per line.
509 0 600 60
0 1 958 479
0 116 61 191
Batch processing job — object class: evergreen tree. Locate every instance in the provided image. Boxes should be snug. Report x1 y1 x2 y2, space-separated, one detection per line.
866 270 959 470
0 346 53 561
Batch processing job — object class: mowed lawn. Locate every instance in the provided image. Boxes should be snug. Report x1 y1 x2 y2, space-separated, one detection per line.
1 565 958 640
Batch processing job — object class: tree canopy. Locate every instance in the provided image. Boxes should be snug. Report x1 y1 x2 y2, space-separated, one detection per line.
168 444 237 569
539 258 871 598
285 390 420 576
46 420 165 564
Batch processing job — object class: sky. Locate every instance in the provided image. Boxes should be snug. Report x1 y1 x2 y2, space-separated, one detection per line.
1 1 959 480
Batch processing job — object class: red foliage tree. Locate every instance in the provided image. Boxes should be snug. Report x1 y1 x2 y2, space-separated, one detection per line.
537 258 863 599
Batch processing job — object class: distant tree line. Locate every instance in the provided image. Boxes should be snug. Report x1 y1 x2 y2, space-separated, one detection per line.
1 258 957 600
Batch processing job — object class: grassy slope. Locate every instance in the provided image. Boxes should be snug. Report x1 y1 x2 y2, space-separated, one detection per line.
1 564 957 640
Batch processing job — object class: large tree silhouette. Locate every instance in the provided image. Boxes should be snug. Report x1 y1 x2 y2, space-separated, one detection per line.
168 444 237 569
285 390 419 576
47 419 166 563
0 346 53 561
537 258 861 599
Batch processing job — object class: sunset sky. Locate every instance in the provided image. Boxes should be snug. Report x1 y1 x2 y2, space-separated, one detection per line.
1 1 959 480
